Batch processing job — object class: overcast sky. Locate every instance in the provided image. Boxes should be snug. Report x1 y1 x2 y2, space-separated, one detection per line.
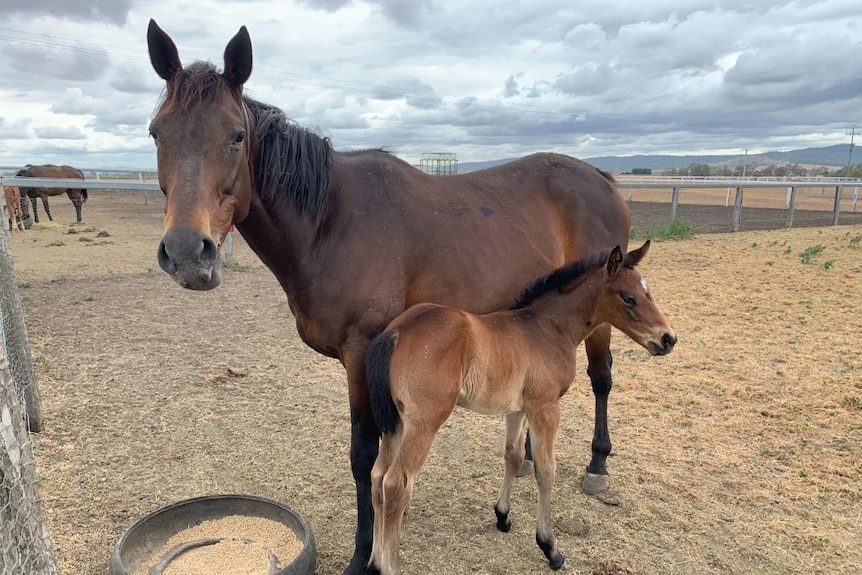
1 0 861 170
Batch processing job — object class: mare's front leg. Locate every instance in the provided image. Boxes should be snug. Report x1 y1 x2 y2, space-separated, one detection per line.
583 324 613 495
495 412 528 531
345 356 379 575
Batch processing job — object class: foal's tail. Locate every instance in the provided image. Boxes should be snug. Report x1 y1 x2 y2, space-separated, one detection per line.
81 189 88 203
367 329 400 434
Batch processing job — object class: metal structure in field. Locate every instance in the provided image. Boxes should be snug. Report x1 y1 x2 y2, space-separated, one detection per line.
419 153 458 176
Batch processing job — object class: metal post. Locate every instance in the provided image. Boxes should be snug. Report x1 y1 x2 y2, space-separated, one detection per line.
853 187 859 213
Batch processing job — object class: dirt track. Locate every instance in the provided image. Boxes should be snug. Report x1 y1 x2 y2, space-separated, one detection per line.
5 191 862 575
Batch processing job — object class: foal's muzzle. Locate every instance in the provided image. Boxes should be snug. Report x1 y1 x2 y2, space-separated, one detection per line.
649 332 677 356
158 227 221 290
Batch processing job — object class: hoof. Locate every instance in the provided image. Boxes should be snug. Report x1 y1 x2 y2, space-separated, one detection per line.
582 472 609 495
515 459 533 478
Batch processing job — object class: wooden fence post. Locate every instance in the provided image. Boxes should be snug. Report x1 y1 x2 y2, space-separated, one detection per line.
670 187 680 221
732 187 743 232
832 186 842 225
786 186 797 228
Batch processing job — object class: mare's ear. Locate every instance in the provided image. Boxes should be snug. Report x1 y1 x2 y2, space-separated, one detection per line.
223 26 253 91
625 240 650 267
606 245 623 277
147 19 182 82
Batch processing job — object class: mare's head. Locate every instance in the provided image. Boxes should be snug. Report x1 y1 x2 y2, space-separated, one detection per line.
147 19 254 290
599 241 676 356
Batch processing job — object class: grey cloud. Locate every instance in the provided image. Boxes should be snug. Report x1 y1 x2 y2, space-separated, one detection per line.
296 0 434 26
4 0 132 25
4 42 108 82
33 125 86 140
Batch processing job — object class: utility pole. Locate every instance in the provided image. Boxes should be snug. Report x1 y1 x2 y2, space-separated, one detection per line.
742 149 748 178
846 126 857 178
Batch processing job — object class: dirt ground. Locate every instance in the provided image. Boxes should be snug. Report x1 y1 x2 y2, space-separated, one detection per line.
5 190 862 575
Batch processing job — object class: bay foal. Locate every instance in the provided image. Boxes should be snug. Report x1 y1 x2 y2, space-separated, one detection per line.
367 242 675 574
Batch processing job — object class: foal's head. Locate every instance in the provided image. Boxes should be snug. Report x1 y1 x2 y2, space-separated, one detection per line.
599 241 676 356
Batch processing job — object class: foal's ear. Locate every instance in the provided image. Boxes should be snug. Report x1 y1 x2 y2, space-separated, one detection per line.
606 245 623 277
147 19 182 82
625 240 651 268
223 26 253 91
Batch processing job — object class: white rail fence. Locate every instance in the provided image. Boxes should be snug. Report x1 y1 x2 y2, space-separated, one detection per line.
3 172 862 233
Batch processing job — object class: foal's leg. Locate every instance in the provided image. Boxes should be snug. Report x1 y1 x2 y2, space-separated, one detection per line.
375 422 440 575
583 324 613 495
528 404 566 570
495 412 528 531
30 197 39 223
370 430 400 572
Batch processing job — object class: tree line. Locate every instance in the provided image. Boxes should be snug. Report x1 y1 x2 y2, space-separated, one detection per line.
662 162 862 178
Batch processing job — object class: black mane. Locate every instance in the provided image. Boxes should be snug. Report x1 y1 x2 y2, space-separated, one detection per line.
246 97 332 224
509 251 611 310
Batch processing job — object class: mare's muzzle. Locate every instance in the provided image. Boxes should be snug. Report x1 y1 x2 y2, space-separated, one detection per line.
158 227 221 290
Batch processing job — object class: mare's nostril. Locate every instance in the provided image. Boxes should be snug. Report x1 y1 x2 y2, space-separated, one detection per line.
200 236 218 267
157 241 176 273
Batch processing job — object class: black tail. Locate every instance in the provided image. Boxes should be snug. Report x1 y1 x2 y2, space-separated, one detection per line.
81 189 88 203
367 330 400 434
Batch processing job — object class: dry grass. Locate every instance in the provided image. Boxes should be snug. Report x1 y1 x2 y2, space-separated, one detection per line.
7 192 862 575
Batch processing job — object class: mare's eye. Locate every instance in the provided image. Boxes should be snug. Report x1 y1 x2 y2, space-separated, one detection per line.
621 293 636 307
149 130 159 146
232 132 246 146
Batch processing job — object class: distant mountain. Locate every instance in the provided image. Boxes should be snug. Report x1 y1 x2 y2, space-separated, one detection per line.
457 144 854 173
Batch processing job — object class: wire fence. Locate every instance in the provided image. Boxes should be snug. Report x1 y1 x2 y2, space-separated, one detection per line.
0 227 58 574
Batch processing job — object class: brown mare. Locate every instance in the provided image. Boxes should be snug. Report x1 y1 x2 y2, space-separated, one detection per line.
4 186 26 231
16 165 88 223
148 21 633 574
367 242 675 574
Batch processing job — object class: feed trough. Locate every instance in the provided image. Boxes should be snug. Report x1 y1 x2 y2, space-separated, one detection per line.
110 494 316 575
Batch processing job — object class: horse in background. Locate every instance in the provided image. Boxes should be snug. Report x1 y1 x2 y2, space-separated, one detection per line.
16 165 88 223
367 242 675 574
4 186 26 231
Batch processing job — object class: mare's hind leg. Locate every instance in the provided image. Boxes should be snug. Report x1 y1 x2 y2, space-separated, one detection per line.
29 197 39 223
72 198 83 222
583 323 613 495
495 412 527 531
528 403 566 570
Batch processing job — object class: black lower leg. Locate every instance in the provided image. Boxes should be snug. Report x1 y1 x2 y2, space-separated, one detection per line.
494 505 511 532
536 533 566 570
586 350 613 478
345 412 379 575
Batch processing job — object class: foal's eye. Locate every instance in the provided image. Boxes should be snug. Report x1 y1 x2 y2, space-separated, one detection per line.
621 293 636 307
149 130 159 146
231 132 246 146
